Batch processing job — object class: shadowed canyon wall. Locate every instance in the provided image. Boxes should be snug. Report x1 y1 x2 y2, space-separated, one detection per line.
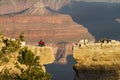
0 1 95 44
58 1 120 41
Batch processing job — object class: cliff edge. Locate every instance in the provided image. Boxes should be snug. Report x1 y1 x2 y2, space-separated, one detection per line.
0 42 55 73
73 42 120 80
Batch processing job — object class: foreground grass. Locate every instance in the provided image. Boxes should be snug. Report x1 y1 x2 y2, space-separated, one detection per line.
73 43 120 80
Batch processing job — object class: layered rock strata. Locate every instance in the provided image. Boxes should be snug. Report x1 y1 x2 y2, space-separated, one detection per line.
0 1 95 44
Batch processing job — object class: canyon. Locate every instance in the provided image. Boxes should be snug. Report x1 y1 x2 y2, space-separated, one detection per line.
1 0 120 80
1 0 119 41
0 0 95 44
1 0 120 13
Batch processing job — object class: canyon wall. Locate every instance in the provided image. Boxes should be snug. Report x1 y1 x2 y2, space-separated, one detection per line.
73 42 120 80
0 1 95 44
1 0 120 14
0 0 70 14
0 14 95 44
2 0 119 14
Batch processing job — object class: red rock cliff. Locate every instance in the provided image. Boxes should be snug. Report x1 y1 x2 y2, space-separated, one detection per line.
0 1 95 44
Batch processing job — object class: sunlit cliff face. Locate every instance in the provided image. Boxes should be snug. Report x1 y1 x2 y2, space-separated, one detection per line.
0 0 120 14
0 0 120 41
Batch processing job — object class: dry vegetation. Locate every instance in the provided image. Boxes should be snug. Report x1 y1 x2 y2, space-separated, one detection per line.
0 35 54 75
73 43 120 80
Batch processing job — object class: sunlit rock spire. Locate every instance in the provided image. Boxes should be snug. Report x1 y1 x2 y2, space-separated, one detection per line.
23 0 51 15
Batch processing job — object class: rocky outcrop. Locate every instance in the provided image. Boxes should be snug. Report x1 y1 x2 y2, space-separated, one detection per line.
0 0 71 14
27 45 55 64
73 43 120 80
0 0 34 14
22 0 51 15
0 1 95 44
41 0 71 10
0 45 55 73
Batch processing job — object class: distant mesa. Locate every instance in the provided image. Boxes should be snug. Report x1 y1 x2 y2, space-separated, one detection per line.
0 0 95 44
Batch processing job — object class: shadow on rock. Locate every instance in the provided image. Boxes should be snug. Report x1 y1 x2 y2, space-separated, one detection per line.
45 55 76 80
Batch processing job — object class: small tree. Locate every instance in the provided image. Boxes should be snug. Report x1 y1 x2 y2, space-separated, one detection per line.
17 47 51 80
1 38 21 54
0 47 52 80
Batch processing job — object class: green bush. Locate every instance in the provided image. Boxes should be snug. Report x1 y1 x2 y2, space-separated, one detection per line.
18 47 35 66
0 34 21 63
17 47 51 80
0 47 52 80
1 38 21 54
0 32 51 80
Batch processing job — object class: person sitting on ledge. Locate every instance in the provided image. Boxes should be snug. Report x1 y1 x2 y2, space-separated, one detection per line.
39 40 45 47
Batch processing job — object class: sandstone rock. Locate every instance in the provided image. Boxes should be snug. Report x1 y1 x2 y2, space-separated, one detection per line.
27 45 55 64
0 45 55 73
22 0 51 15
1 0 120 14
0 0 71 14
0 0 95 44
0 0 33 14
41 0 71 10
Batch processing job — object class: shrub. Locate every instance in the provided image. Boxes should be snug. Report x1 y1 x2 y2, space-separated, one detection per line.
1 38 21 54
17 47 51 80
0 32 51 80
0 33 21 63
0 68 19 80
0 47 52 80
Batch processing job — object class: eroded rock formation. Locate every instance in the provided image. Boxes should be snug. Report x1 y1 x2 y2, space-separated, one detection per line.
1 0 120 14
0 0 95 44
0 0 71 14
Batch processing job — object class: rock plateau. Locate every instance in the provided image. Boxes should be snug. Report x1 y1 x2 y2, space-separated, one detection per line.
73 42 120 80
